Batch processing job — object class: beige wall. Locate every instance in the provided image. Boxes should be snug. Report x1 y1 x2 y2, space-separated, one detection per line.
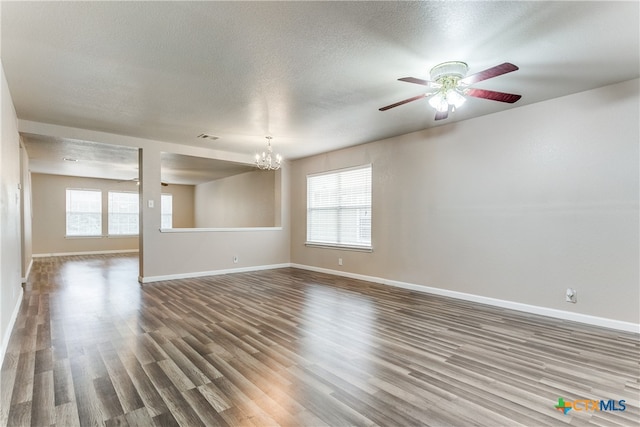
139 148 289 279
30 174 195 254
1 64 23 360
16 122 291 281
290 79 640 324
20 141 32 280
194 170 276 228
31 174 139 254
163 183 195 228
15 80 637 325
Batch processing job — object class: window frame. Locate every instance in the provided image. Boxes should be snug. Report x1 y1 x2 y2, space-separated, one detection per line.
305 164 373 252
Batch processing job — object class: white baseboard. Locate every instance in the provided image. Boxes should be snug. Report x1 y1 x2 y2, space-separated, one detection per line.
21 258 33 283
139 263 292 283
1 287 24 368
33 249 139 258
291 263 640 334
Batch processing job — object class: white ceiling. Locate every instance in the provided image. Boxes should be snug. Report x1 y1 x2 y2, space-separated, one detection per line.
2 1 639 182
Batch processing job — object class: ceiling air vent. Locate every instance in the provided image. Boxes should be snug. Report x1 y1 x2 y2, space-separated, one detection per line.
196 134 219 141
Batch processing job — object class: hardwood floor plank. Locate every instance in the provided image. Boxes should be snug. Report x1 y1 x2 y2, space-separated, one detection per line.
150 411 180 427
69 355 105 427
30 370 54 426
157 358 197 392
159 340 211 388
98 342 145 414
6 401 31 427
155 385 205 427
52 358 74 407
122 407 154 427
1 254 638 427
9 351 35 406
53 401 81 427
93 375 125 421
181 388 229 427
116 354 170 418
196 382 232 413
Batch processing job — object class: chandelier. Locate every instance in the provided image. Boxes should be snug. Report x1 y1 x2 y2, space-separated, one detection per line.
255 136 282 170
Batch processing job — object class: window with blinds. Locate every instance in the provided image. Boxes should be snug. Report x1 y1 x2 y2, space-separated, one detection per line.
108 191 139 235
306 164 372 249
66 189 102 236
161 193 173 229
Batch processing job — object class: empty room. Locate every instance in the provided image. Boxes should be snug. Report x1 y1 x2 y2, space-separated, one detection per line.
1 2 638 426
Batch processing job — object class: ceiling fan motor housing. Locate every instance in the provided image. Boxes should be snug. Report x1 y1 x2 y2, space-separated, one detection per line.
429 61 469 81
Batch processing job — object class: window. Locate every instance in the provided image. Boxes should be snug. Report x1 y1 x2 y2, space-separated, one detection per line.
161 193 173 229
66 189 102 236
108 191 139 235
307 165 372 249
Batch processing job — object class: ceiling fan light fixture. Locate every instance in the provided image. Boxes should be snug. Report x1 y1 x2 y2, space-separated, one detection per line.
447 89 466 109
428 93 449 112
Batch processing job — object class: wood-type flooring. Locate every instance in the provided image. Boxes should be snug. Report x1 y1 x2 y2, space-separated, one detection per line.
1 254 639 426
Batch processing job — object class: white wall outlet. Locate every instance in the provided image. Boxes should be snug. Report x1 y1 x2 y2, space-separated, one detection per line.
566 288 577 303
338 258 343 266
233 256 238 264
148 199 154 208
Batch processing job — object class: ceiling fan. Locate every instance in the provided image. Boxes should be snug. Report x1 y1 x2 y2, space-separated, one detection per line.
379 61 522 120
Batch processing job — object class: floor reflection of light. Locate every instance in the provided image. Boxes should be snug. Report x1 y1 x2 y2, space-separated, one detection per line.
53 256 142 347
297 283 376 386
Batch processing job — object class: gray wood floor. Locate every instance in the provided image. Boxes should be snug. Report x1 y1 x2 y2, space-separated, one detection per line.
1 254 638 426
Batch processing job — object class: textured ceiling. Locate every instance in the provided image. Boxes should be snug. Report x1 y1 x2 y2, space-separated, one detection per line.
21 135 254 184
2 1 639 182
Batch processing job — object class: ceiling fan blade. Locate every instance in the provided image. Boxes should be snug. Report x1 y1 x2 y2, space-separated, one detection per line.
434 108 449 121
459 62 519 85
465 88 522 103
398 77 438 87
379 94 427 111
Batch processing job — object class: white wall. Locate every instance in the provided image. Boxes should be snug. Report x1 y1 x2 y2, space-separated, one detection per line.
194 170 276 228
1 63 23 361
290 79 640 325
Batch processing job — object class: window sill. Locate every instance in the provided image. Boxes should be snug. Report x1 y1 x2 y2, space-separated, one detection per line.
305 242 373 252
160 227 283 233
65 235 104 239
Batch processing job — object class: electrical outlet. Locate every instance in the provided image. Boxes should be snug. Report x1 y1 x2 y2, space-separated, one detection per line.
566 288 577 303
233 256 238 264
338 258 343 266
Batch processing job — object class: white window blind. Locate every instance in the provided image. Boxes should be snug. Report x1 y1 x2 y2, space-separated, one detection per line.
108 191 139 235
66 189 102 236
307 165 372 249
161 194 173 229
